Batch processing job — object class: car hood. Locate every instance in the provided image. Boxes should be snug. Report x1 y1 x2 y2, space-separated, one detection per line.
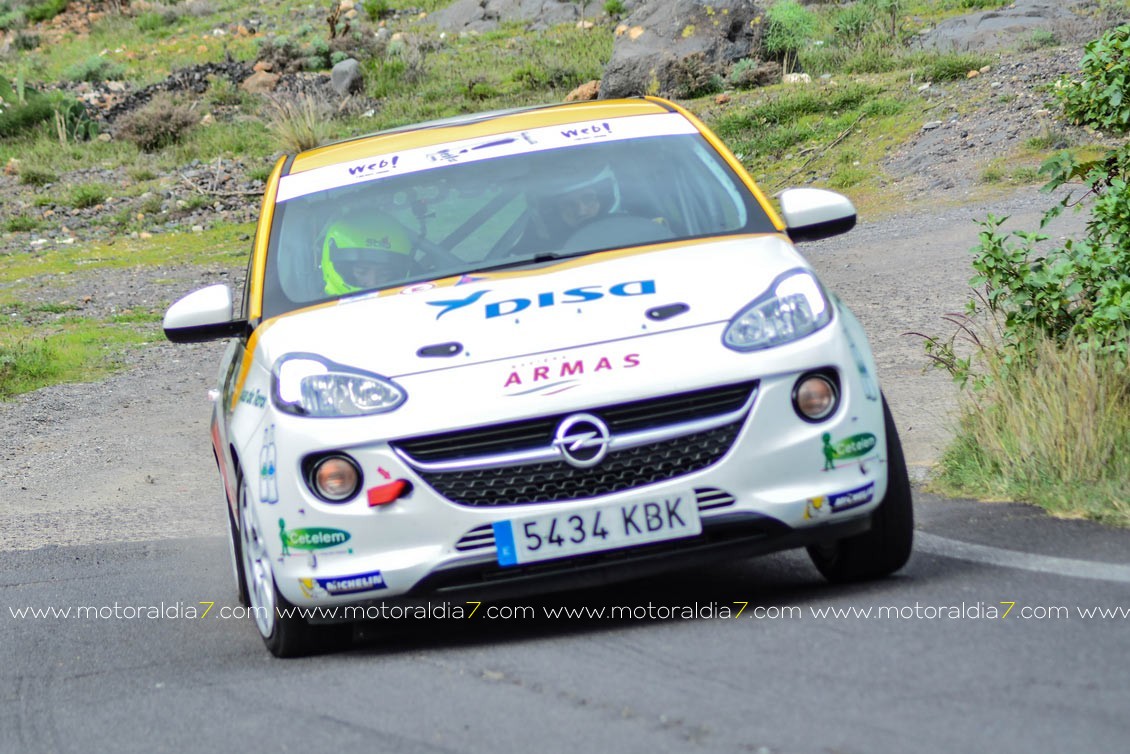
254 234 813 375
256 234 811 376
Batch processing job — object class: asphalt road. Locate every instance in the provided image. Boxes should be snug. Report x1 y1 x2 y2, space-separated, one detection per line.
3 493 1129 753
2 186 1128 753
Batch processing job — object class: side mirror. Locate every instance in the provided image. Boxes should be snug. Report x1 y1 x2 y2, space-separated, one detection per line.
778 188 857 243
163 284 247 343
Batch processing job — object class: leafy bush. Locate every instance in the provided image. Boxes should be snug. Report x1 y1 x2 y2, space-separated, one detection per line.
933 147 1130 383
1057 24 1130 133
115 94 198 152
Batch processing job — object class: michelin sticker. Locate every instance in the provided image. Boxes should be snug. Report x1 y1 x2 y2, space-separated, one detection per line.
805 482 875 519
298 570 387 599
828 482 875 511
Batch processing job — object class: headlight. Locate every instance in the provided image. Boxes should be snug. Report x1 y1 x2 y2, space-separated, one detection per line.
723 269 832 352
272 354 406 417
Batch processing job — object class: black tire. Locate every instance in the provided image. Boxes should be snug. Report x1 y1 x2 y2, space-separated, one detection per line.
226 496 250 608
237 480 351 658
808 395 914 583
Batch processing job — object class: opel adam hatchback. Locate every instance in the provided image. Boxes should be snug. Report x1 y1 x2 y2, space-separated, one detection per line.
164 97 913 657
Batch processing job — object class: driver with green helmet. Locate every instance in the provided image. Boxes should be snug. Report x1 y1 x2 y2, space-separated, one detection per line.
321 211 414 296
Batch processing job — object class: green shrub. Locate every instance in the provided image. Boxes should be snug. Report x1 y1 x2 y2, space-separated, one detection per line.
362 0 390 21
64 56 128 84
669 51 723 98
135 10 178 33
0 78 96 140
70 182 110 209
14 30 38 50
0 10 25 31
115 94 198 151
604 0 626 16
18 165 58 186
1057 24 1130 133
25 0 67 24
728 58 780 90
918 53 992 82
4 214 40 232
1021 28 1059 51
762 0 818 74
933 335 1130 527
833 2 874 51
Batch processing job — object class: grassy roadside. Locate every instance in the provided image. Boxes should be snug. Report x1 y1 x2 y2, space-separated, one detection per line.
0 224 251 397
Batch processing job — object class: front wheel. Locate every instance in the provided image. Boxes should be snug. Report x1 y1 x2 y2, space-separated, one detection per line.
808 395 914 583
237 480 350 657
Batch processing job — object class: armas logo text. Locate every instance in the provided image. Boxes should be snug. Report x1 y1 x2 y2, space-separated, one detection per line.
504 354 640 388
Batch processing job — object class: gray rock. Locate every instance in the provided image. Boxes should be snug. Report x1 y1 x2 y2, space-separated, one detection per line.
428 0 585 32
331 58 364 96
599 0 764 99
913 0 1114 52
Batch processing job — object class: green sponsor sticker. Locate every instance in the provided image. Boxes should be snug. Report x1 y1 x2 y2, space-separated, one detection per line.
278 519 351 553
834 433 877 459
821 432 877 470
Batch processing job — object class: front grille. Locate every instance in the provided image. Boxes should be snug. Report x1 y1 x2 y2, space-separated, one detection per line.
453 487 738 552
421 423 740 507
393 381 756 464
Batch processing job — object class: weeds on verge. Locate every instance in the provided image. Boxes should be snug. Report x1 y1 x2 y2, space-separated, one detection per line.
930 331 1130 527
262 93 336 153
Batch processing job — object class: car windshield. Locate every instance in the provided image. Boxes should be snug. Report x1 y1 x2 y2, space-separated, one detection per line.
261 112 776 318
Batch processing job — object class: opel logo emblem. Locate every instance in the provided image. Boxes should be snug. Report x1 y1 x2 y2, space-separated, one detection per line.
553 413 611 469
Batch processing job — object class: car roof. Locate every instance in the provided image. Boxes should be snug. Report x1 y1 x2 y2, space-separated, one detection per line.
287 98 680 174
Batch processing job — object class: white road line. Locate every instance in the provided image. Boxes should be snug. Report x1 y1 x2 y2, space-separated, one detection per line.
916 532 1130 584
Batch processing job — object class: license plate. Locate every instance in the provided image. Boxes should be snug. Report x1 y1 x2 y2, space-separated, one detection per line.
492 492 702 567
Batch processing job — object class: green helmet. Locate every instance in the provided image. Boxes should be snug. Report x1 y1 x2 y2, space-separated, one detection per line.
321 213 413 296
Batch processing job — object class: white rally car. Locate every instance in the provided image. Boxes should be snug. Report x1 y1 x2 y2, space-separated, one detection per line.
164 97 912 656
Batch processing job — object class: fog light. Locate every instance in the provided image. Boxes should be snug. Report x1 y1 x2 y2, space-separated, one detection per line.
794 373 838 422
310 455 361 502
